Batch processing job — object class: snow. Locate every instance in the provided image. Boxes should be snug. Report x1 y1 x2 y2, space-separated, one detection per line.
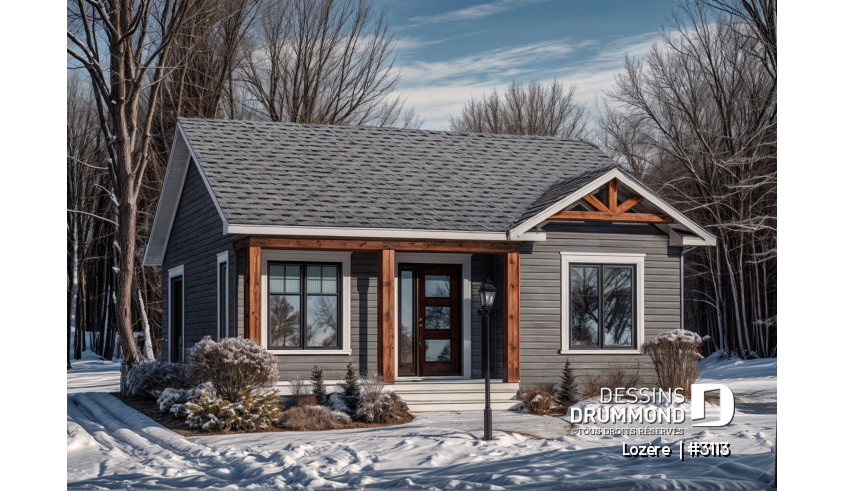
698 354 777 405
67 357 121 394
67 356 777 489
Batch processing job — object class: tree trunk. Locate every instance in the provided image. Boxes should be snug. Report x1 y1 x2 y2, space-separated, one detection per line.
138 288 155 360
115 187 141 374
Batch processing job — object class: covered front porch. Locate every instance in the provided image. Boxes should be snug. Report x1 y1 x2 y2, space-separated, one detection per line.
233 236 523 395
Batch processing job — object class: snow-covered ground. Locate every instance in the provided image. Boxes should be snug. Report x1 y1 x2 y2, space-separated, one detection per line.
67 356 777 490
67 358 121 394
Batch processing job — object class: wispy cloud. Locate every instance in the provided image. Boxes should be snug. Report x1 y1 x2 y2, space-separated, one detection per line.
394 32 662 130
393 31 486 51
408 0 551 25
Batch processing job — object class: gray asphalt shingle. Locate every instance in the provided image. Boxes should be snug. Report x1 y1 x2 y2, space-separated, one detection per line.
179 118 616 232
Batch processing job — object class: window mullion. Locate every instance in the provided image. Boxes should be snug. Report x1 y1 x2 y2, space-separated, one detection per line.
598 265 604 350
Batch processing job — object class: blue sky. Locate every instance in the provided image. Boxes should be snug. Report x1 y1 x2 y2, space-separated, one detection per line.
381 0 675 130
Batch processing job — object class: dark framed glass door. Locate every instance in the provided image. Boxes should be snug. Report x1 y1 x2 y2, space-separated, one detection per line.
397 264 462 376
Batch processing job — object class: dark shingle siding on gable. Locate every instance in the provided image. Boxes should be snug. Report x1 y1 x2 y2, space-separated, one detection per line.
178 118 615 232
162 161 236 361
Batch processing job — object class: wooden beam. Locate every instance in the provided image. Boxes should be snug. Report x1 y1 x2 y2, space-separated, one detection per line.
243 245 262 344
582 193 610 212
547 210 673 224
503 252 520 383
234 236 521 254
376 249 396 384
615 195 644 214
606 179 618 212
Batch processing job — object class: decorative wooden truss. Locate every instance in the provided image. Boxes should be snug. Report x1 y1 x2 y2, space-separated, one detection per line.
548 178 673 224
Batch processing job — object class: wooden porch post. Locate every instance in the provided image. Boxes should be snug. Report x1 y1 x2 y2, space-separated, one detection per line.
503 252 520 382
377 249 396 383
243 245 262 344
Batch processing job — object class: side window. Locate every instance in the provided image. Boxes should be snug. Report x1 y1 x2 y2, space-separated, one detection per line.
170 272 184 362
569 264 635 350
217 252 228 340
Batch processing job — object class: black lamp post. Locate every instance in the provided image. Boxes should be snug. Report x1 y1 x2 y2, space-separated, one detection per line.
478 276 497 441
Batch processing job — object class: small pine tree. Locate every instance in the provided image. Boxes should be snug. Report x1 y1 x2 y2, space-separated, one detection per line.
555 359 578 407
310 365 327 406
338 362 361 411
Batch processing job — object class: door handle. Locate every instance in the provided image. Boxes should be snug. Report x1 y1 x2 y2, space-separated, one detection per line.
418 317 423 344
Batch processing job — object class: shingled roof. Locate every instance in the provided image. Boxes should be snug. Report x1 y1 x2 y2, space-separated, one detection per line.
177 118 616 233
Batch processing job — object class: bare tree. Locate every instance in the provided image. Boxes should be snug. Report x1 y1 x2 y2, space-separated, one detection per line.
67 0 198 378
597 0 776 357
449 80 588 138
239 0 406 126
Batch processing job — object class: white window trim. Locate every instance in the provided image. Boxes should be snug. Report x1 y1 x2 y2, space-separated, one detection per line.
216 252 229 340
260 250 352 355
167 265 185 362
559 251 645 355
393 253 472 380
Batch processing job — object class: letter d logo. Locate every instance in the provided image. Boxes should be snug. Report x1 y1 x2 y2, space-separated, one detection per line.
690 384 735 427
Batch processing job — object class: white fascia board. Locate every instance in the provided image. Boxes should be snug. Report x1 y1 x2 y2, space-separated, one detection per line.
142 129 190 266
508 167 717 246
227 224 546 242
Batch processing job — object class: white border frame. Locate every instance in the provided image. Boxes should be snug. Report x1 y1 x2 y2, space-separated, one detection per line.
167 265 185 362
394 253 472 380
260 250 352 355
559 251 645 355
216 251 229 340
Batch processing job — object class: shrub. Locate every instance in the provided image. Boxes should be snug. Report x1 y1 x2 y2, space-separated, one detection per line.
328 392 351 415
287 376 310 407
310 365 327 406
602 364 643 392
356 391 410 423
582 374 602 399
555 359 578 407
521 390 552 414
157 384 210 416
185 337 278 402
183 384 281 432
297 395 318 407
125 361 187 399
524 382 556 394
277 405 351 431
338 362 361 412
641 329 705 397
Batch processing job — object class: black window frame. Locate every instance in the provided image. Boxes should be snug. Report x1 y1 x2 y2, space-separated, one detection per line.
569 263 636 350
267 260 342 351
218 260 227 340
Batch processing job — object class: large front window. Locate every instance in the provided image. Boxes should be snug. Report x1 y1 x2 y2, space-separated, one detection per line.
267 262 340 350
570 264 635 349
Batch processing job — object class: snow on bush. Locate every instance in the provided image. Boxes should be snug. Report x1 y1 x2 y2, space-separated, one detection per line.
353 372 410 423
124 360 187 399
327 392 350 415
183 384 281 432
642 329 705 397
185 336 278 402
157 383 212 416
277 405 351 431
521 390 552 414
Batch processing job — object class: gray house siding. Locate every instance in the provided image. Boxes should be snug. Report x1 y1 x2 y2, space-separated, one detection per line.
161 160 237 362
518 222 681 389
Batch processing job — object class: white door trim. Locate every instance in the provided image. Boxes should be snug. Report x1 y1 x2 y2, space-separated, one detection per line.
167 265 185 362
394 253 472 380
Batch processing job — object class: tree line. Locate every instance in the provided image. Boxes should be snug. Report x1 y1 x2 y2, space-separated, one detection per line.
67 0 775 375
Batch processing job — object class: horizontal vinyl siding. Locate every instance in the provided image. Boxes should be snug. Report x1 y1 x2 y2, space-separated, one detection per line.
519 223 681 389
162 161 236 362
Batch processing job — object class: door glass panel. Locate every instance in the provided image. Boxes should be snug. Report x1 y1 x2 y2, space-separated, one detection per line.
603 266 633 346
424 275 450 297
425 340 451 362
269 264 300 293
306 265 322 293
268 294 300 347
424 306 450 329
570 266 599 347
399 270 414 368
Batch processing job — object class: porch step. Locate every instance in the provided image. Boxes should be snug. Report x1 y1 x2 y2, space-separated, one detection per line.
390 381 521 412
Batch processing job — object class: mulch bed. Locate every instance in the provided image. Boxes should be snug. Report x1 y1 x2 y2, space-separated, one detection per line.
113 393 414 437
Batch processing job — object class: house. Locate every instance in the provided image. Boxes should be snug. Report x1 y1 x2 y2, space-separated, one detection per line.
142 118 715 410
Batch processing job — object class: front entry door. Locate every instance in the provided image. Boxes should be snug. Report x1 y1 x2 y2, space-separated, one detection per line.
398 264 462 376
